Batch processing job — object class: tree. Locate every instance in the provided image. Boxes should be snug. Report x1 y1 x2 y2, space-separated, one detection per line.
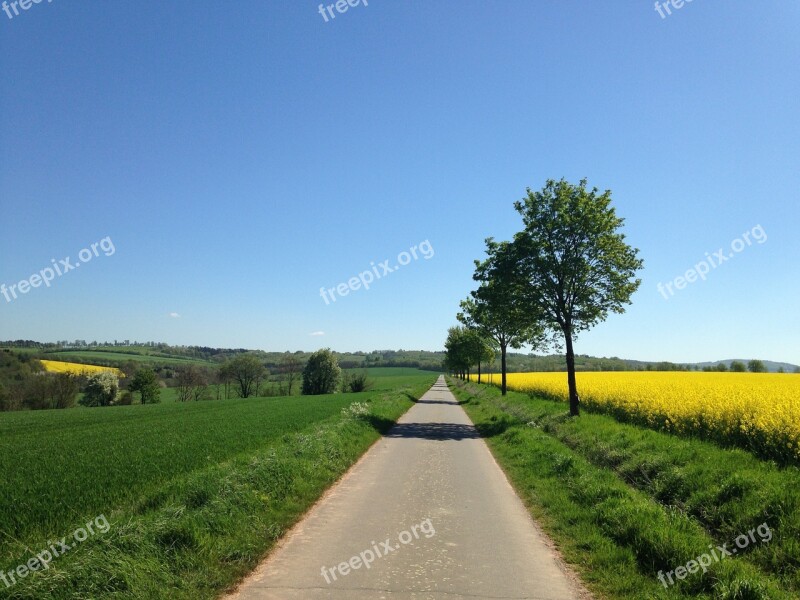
511 178 643 415
80 372 119 407
748 359 767 373
216 361 233 399
50 372 79 409
128 367 161 404
459 239 546 395
21 374 52 410
175 365 208 402
730 360 747 372
279 354 302 396
226 355 266 398
443 326 471 379
476 341 495 384
302 348 341 395
0 382 10 411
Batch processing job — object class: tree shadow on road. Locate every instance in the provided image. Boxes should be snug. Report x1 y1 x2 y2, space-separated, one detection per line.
383 422 481 441
366 415 402 434
415 398 465 406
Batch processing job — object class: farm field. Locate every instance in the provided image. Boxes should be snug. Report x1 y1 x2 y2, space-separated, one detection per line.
473 371 800 464
39 359 123 377
40 350 215 367
0 369 436 599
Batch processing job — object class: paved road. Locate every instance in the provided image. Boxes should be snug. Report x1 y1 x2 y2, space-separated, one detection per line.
225 376 588 600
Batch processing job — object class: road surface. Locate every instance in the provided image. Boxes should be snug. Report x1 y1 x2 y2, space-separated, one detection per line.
225 376 589 599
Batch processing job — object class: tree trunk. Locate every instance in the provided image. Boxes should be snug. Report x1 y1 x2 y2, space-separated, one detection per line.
478 361 482 384
501 343 507 396
564 329 580 416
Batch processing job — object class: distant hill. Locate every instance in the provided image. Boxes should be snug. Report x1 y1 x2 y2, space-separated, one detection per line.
694 359 800 373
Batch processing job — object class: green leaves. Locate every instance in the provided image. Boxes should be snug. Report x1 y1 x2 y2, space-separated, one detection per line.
512 178 643 336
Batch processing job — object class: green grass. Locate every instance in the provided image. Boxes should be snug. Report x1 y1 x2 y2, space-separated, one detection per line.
450 377 798 600
0 371 436 599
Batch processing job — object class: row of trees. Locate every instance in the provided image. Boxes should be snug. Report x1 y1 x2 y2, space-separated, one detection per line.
443 327 494 381
702 360 768 373
446 178 644 416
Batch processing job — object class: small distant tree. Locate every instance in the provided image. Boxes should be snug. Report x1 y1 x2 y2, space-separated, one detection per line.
748 359 767 373
80 372 119 407
714 363 728 372
21 374 52 410
730 360 747 372
302 349 341 395
279 354 302 395
129 367 161 404
777 367 785 374
176 365 208 402
119 360 139 380
51 373 80 409
459 239 547 394
216 362 233 399
227 355 266 398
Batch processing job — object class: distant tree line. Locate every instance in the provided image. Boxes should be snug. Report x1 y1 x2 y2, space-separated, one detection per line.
0 346 376 412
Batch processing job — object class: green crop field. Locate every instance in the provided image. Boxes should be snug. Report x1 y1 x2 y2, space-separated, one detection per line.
0 369 436 599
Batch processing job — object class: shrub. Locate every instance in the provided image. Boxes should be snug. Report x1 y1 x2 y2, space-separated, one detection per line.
302 349 341 395
79 372 119 407
346 371 371 393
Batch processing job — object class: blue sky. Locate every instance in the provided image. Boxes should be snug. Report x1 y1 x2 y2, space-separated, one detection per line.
1 1 798 364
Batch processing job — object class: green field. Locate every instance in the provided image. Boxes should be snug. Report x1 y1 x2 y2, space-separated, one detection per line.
451 377 800 599
0 369 436 599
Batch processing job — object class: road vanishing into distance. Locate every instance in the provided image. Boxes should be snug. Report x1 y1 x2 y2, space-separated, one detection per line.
226 376 589 599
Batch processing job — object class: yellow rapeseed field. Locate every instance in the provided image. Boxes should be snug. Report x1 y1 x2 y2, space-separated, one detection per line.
474 371 800 463
40 359 123 378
